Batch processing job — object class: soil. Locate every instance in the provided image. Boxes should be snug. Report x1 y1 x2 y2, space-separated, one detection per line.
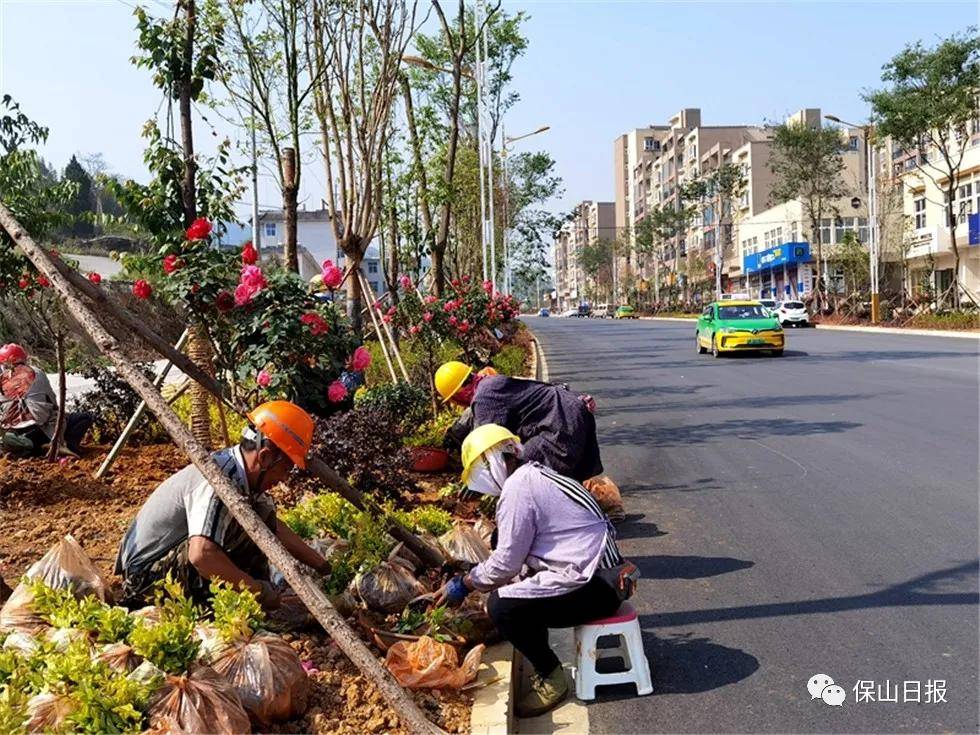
0 444 475 734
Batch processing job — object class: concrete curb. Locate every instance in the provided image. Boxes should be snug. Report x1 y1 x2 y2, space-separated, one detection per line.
641 315 979 339
470 642 516 735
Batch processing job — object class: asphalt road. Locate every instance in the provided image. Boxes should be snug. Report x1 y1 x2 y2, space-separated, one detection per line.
525 317 979 734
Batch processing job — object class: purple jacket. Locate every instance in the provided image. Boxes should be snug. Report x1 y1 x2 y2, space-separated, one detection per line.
469 462 621 598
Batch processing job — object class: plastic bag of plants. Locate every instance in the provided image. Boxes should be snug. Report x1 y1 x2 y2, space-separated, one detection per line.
438 523 491 565
354 561 426 614
473 518 495 547
98 642 142 673
0 535 108 632
2 629 39 654
24 691 77 733
385 636 485 689
210 630 309 726
582 475 626 523
44 625 90 652
194 623 224 664
146 664 251 735
128 659 165 687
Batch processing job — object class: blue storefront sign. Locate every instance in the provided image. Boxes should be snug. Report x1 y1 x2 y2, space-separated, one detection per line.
743 242 812 275
969 212 979 246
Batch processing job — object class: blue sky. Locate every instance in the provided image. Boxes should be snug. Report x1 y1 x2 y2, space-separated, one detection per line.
1 0 975 222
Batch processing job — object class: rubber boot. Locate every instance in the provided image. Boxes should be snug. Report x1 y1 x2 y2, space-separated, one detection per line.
516 665 569 718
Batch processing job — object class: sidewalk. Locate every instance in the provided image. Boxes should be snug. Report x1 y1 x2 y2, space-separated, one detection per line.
642 316 979 339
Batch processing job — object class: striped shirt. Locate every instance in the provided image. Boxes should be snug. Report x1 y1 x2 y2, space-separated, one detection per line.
115 446 277 577
468 462 623 599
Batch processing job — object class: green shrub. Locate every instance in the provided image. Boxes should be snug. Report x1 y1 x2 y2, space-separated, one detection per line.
26 580 134 644
393 505 454 536
404 410 459 448
491 344 527 376
169 391 247 445
128 577 201 675
908 310 979 330
209 580 265 642
353 382 429 432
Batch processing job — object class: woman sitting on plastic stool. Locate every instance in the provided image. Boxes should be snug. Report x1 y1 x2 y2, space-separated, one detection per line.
436 424 627 718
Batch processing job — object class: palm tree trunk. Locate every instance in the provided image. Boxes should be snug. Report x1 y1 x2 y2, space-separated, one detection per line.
188 324 213 450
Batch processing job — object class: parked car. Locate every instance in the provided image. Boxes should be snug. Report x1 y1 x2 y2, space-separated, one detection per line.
775 300 809 327
577 303 592 318
592 303 612 318
538 308 550 317
757 298 778 314
696 300 784 357
614 305 638 319
559 308 579 318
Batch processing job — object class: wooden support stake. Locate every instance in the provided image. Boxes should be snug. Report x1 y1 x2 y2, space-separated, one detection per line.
0 202 444 735
362 273 399 384
362 271 410 383
35 243 443 568
95 329 190 479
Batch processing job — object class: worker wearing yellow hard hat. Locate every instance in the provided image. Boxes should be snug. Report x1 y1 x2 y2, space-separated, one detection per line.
437 359 603 483
116 400 330 609
438 423 630 718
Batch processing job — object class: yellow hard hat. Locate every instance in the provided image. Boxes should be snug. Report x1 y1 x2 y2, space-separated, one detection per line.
435 360 473 402
461 424 520 483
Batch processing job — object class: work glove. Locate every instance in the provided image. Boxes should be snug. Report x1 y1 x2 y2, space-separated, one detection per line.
439 575 470 608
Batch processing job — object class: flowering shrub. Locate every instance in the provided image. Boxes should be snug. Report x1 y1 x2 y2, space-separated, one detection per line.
386 276 521 362
120 222 365 416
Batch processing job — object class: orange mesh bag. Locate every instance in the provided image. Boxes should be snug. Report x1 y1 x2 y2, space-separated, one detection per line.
582 475 626 523
146 665 251 734
0 535 108 632
210 631 309 726
385 635 485 689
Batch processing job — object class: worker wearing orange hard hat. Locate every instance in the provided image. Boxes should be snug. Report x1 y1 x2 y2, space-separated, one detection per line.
116 400 330 608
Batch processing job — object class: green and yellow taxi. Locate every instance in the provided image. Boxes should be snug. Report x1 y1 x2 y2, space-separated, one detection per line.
614 304 638 319
696 300 784 357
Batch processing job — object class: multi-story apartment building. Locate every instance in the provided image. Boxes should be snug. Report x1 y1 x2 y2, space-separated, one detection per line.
732 109 869 300
614 127 671 261
877 118 980 301
553 200 616 310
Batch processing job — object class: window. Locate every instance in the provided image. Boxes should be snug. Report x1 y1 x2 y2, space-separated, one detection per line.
644 137 659 152
848 136 860 151
914 197 927 229
264 222 277 237
369 280 379 293
368 262 378 274
820 218 833 244
739 191 749 208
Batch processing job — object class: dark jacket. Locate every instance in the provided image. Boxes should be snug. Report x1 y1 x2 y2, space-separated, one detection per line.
446 376 602 482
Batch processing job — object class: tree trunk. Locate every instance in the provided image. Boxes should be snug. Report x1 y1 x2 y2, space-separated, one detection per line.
811 218 824 312
283 147 299 273
1 205 446 735
187 323 213 450
345 245 364 333
45 332 67 461
178 0 197 227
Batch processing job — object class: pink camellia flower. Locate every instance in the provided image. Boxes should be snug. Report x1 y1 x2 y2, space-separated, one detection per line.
422 311 433 323
234 282 257 307
216 290 235 312
350 346 372 371
462 274 471 283
382 314 392 324
373 300 384 311
241 241 258 265
424 295 438 305
327 380 348 403
87 272 102 284
443 300 456 313
257 369 271 388
399 274 413 290
451 278 460 287
458 319 471 334
36 275 50 288
185 217 212 240
482 279 493 293
409 325 421 335
17 276 29 289
132 279 152 300
240 264 267 291
448 315 458 326
300 312 329 336
321 260 343 289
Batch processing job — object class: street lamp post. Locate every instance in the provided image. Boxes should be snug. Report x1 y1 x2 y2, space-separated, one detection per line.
825 114 880 323
501 124 550 296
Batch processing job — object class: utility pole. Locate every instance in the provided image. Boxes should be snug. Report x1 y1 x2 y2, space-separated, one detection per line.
250 78 261 255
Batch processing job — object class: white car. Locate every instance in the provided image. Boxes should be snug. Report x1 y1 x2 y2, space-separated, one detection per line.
592 303 612 318
758 298 778 313
559 308 579 318
775 300 809 327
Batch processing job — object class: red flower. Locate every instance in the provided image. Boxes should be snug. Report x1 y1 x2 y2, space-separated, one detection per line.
190 283 200 294
185 217 212 241
399 274 413 290
300 312 329 336
458 319 470 334
483 279 493 294
321 260 343 289
382 314 392 324
87 272 102 284
451 278 460 287
409 325 421 335
349 346 372 371
328 380 348 403
235 283 257 306
215 291 235 312
36 276 50 288
18 276 30 289
422 311 433 323
240 265 267 291
241 241 258 265
423 295 438 305
257 369 271 388
132 279 152 300
448 315 458 326
462 275 471 283
162 254 181 274
443 300 457 313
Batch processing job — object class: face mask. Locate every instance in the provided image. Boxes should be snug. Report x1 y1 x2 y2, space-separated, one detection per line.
466 440 518 496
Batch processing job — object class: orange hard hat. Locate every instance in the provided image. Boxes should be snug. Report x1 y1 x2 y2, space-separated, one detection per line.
246 400 315 469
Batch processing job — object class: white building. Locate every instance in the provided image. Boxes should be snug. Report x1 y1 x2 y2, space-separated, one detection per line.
256 208 385 296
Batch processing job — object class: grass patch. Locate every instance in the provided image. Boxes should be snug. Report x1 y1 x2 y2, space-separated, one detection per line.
907 311 980 330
